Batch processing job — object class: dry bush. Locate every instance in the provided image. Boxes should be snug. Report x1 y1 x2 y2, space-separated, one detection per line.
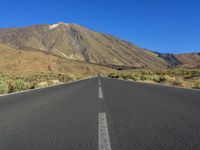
34 82 48 88
193 79 200 89
48 80 60 86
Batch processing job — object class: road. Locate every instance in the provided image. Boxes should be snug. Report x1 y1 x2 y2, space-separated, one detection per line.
0 77 200 150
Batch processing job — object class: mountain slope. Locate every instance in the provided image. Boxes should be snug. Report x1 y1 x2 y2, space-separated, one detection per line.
0 22 167 69
0 43 113 75
159 53 200 68
175 53 200 67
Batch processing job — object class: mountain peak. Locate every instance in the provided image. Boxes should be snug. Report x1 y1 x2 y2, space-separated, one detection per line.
1 23 199 69
49 22 69 30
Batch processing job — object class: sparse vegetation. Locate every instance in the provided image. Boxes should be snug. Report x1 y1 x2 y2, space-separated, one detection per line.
8 79 30 93
108 69 200 89
193 79 200 89
0 69 199 95
0 72 91 95
0 76 9 94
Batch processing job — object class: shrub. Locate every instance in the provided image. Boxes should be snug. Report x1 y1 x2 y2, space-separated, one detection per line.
140 74 160 81
107 69 200 88
0 80 9 94
132 76 141 81
133 71 142 78
162 69 200 79
160 75 175 83
34 82 48 88
151 74 161 82
58 74 73 82
193 79 200 89
171 78 185 86
121 74 132 80
141 75 151 81
140 70 154 75
161 76 191 87
108 72 120 78
48 80 60 86
159 75 167 82
8 79 29 92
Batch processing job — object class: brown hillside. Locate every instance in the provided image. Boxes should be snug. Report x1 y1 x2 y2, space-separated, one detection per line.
175 53 200 67
0 23 167 69
0 43 113 75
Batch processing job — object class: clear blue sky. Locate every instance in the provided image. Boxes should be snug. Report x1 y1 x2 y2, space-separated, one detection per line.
0 0 200 53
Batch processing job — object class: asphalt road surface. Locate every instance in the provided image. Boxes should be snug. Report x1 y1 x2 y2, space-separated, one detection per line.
0 77 200 150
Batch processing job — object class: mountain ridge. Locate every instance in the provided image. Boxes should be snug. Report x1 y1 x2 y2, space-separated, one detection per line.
0 22 199 70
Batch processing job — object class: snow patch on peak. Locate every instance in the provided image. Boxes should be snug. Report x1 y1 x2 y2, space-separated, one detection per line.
49 24 60 30
49 22 69 30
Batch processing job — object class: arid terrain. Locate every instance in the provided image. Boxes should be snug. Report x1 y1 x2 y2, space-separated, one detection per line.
0 23 199 94
1 22 199 71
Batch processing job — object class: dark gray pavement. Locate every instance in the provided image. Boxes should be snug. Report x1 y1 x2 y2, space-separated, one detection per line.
0 77 200 150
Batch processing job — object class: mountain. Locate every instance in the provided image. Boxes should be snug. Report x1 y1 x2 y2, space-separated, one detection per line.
0 22 167 69
0 22 199 72
159 53 200 68
0 43 113 75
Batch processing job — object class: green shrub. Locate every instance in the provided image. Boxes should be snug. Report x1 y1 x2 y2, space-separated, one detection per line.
140 74 160 81
160 75 175 83
108 72 120 78
132 76 141 81
140 75 149 81
162 69 200 79
121 74 132 80
8 79 29 92
159 75 167 82
140 70 154 75
108 71 160 82
0 72 88 93
107 69 200 88
0 80 9 94
57 74 73 82
151 74 161 82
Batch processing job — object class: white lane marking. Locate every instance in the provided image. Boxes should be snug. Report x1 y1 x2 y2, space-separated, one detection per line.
99 113 112 150
99 80 101 86
99 86 103 99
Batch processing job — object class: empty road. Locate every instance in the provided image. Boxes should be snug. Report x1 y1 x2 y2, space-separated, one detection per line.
0 77 200 150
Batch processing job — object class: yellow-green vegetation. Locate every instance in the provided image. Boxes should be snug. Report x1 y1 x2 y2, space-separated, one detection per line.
0 72 91 94
0 76 9 94
8 79 30 93
108 69 200 89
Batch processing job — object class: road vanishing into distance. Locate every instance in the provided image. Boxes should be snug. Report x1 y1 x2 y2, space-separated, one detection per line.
0 77 200 150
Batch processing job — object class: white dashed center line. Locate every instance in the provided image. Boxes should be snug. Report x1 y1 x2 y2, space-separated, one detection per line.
99 86 103 99
98 79 103 99
99 113 112 150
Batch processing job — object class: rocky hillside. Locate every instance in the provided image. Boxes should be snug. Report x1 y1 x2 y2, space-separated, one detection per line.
159 53 200 68
0 43 113 75
0 22 167 69
0 22 199 70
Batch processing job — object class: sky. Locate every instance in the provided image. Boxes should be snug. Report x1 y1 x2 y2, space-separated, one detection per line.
0 0 200 53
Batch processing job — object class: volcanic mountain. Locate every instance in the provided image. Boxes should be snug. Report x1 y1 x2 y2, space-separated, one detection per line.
159 53 200 68
0 22 199 72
